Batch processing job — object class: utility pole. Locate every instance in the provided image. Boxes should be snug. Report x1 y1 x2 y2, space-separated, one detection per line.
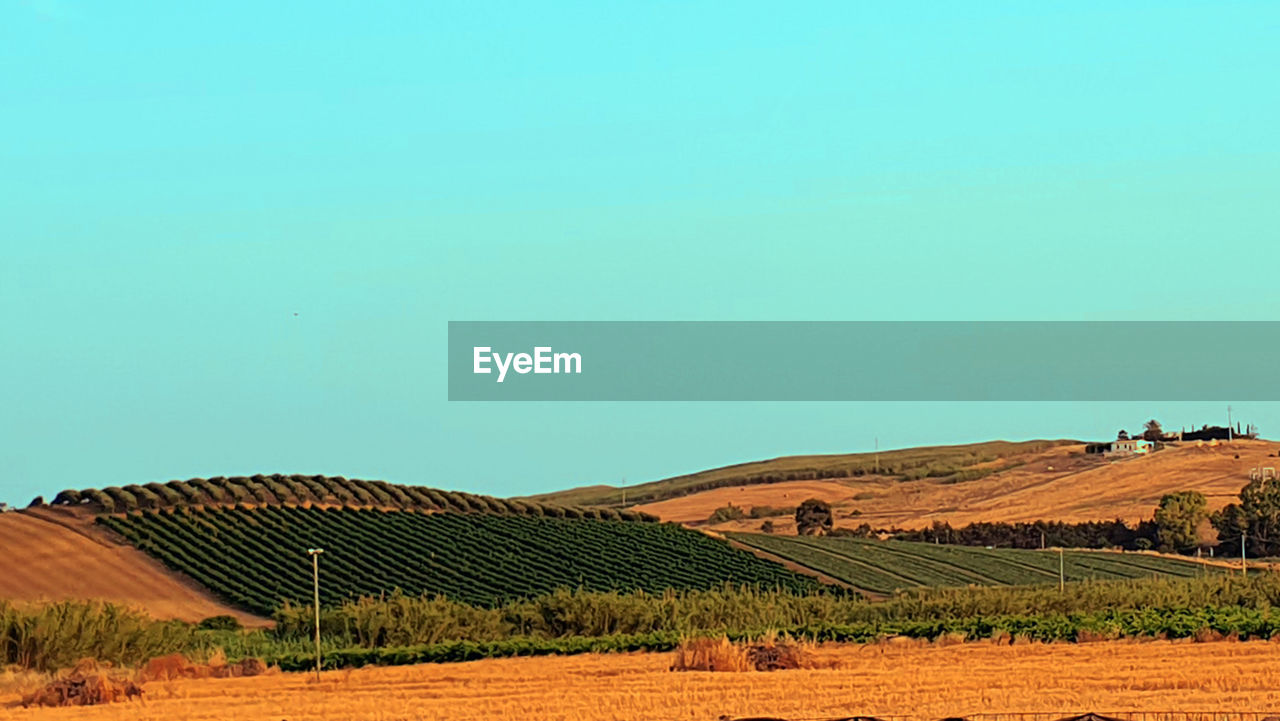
1058 548 1065 592
307 548 324 681
1241 533 1247 577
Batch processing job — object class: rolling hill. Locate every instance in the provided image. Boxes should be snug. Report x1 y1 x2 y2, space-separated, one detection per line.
533 439 1280 532
4 475 816 619
524 439 1075 507
4 437 1270 622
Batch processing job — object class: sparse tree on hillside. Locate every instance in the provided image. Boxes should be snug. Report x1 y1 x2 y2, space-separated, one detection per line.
795 498 833 536
708 504 745 524
760 520 776 534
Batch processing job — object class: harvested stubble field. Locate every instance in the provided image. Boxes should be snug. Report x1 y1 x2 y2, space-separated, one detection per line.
644 440 1280 530
3 640 1279 721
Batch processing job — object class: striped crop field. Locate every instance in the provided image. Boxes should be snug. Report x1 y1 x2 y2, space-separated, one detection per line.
99 507 818 614
725 532 1225 595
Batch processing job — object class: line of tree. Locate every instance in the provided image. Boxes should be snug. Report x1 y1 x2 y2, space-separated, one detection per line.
890 518 1160 550
887 474 1280 558
39 474 657 523
1208 472 1280 558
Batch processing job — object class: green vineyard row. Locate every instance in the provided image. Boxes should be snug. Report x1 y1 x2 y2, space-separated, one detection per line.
727 532 1223 594
99 506 818 615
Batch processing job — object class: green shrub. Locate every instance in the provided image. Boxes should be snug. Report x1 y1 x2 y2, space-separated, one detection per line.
708 504 746 523
197 615 243 631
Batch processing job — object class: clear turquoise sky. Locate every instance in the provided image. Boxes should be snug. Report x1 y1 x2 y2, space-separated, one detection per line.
3 1 1279 505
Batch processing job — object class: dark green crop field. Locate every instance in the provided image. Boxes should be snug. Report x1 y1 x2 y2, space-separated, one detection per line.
99 507 818 615
726 532 1223 595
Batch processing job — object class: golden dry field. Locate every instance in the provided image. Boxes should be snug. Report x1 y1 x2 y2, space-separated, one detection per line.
642 440 1280 531
0 511 263 625
4 640 1280 721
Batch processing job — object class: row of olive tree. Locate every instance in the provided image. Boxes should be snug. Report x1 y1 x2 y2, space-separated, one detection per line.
38 474 656 523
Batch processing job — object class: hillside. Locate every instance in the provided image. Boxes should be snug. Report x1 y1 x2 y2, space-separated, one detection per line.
6 440 1273 622
3 486 814 619
0 475 673 621
626 439 1280 531
524 439 1077 507
0 509 263 625
99 506 817 614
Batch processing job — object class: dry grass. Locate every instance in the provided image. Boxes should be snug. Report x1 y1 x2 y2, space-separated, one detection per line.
139 652 270 682
672 637 754 672
3 639 1280 720
0 670 49 698
0 512 264 625
671 636 826 672
19 659 142 708
641 440 1280 530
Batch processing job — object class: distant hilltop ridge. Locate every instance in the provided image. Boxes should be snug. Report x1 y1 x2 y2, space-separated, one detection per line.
31 474 657 522
526 431 1277 533
524 440 1079 508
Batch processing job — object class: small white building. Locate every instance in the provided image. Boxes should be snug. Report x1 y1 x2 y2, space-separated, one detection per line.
1107 438 1153 457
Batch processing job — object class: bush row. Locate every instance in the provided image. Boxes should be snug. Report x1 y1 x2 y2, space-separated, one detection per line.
43 474 655 522
268 605 1280 671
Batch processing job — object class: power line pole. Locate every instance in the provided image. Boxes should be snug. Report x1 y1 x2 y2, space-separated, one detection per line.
308 548 324 681
1058 548 1065 592
1241 533 1247 577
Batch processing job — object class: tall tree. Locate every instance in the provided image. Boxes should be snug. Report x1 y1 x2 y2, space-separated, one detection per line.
1154 491 1208 553
1211 503 1248 554
1239 474 1280 556
1142 419 1164 441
